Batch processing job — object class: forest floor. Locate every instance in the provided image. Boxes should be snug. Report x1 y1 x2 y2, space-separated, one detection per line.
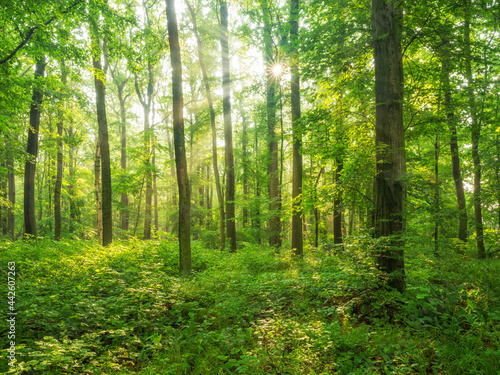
0 236 499 374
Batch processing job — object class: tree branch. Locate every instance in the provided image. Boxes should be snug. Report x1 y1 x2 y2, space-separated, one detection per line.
0 0 84 65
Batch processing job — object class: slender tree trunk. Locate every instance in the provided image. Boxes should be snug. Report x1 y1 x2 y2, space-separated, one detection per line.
166 0 191 276
92 33 112 246
260 0 281 249
1 160 6 235
441 46 467 242
254 121 261 244
153 145 158 234
333 157 343 244
94 142 102 239
220 0 236 252
111 71 130 232
54 59 67 241
68 124 76 234
186 0 225 250
434 134 440 256
240 99 249 227
372 0 406 292
290 0 303 256
24 56 46 239
5 140 15 240
464 8 485 258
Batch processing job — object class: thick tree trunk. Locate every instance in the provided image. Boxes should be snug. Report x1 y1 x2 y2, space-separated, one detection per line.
24 56 46 239
186 0 225 250
220 0 236 252
166 0 191 276
441 48 467 242
464 9 485 258
290 0 303 256
261 0 281 249
372 0 406 292
92 35 113 246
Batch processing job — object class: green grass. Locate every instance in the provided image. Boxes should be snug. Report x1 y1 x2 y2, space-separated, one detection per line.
0 237 499 374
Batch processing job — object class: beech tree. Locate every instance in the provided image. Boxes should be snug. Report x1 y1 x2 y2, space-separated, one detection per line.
166 0 191 276
372 0 406 292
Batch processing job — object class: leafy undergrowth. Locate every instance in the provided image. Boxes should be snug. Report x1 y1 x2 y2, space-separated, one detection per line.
0 237 499 374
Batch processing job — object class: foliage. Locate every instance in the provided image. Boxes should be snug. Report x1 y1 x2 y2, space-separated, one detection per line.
1 238 499 374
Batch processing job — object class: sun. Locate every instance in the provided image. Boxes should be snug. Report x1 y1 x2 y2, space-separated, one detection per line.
271 62 283 79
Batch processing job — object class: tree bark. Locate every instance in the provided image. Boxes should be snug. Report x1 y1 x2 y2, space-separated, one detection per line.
186 0 225 250
260 0 281 249
5 140 15 240
239 99 249 227
94 142 102 239
290 0 303 256
441 44 467 242
24 56 46 239
166 0 191 276
110 68 130 232
54 59 67 241
220 0 236 252
333 157 343 244
464 8 485 258
68 124 77 234
91 31 113 246
372 0 406 292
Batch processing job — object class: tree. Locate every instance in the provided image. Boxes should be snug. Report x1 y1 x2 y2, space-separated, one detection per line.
54 59 68 241
372 0 406 292
90 16 113 246
186 0 225 251
464 4 485 258
260 0 281 250
24 56 46 239
290 0 302 256
220 0 236 253
166 0 191 276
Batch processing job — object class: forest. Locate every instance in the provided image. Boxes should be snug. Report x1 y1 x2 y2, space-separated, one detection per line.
1 0 500 373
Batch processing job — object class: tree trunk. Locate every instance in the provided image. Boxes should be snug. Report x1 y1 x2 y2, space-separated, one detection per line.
372 0 406 292
220 0 236 252
290 0 303 256
92 33 113 246
464 8 485 258
153 145 159 234
254 120 261 244
54 59 67 241
94 142 102 239
239 99 249 227
6 140 15 240
68 124 77 234
434 134 440 256
441 44 467 242
166 0 191 276
333 157 343 244
186 0 225 250
24 56 46 239
260 0 281 249
110 70 130 232
134 68 153 240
